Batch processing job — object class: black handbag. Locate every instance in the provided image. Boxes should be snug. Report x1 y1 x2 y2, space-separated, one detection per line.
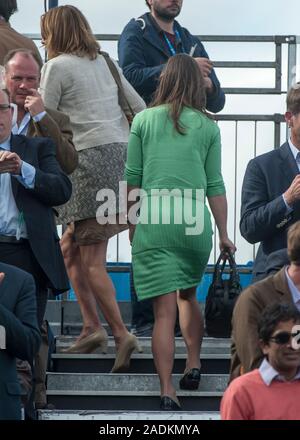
205 251 242 338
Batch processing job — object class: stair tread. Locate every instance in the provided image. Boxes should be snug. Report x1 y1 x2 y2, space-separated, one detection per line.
46 390 224 396
52 353 231 359
38 410 220 420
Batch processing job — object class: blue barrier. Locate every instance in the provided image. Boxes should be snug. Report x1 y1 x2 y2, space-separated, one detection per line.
68 262 253 302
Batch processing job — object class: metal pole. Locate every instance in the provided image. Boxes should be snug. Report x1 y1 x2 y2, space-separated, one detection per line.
286 36 297 140
48 0 58 8
287 36 297 90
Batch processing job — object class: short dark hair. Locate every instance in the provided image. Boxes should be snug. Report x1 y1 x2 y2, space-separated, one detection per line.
288 221 300 265
258 303 300 344
145 0 151 9
286 82 300 115
0 0 18 22
3 48 42 70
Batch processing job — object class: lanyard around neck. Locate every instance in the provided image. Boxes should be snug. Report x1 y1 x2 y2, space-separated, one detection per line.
163 29 181 56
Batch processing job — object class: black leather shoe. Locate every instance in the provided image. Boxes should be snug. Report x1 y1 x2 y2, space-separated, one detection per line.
179 368 201 390
160 396 181 411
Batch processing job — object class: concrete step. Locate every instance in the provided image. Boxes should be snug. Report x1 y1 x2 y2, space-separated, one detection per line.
51 353 230 375
50 322 133 337
46 373 227 411
45 300 133 325
55 336 231 354
38 410 220 420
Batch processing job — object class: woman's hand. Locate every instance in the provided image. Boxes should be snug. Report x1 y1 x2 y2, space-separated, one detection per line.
219 236 236 255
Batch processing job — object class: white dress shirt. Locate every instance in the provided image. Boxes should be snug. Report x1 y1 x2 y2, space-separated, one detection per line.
259 358 300 386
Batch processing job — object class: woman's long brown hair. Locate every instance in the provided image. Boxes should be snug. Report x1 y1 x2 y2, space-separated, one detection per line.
41 5 100 60
151 54 209 134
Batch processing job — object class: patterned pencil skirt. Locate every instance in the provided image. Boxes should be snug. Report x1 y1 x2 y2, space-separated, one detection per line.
57 142 128 230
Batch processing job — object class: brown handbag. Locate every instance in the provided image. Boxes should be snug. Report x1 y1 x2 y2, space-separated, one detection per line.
100 51 135 125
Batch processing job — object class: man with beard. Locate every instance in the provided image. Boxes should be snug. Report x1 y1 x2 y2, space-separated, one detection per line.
118 0 225 111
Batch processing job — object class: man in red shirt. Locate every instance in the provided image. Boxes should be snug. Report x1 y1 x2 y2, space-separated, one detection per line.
221 303 300 420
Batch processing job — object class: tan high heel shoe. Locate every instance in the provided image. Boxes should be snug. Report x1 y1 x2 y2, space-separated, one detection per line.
110 334 142 373
63 328 108 354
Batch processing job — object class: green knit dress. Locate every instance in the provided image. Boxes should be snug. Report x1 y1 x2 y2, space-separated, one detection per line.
125 105 225 301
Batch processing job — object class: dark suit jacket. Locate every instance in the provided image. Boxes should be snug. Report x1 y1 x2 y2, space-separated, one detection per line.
240 142 300 279
230 267 293 381
27 107 78 175
0 262 41 420
0 20 42 66
10 134 72 293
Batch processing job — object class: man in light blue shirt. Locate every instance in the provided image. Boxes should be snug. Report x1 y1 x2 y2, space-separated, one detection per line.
0 88 71 321
0 103 35 240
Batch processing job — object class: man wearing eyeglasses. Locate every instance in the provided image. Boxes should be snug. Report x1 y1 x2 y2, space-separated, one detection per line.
0 88 71 415
3 49 78 175
0 87 71 314
221 303 300 420
230 221 300 382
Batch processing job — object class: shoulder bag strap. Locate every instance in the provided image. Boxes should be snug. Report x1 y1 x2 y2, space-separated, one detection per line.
100 51 135 120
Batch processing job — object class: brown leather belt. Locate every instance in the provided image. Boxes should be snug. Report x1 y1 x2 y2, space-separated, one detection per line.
0 235 28 244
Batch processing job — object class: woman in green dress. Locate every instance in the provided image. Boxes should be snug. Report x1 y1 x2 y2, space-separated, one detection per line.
125 54 235 410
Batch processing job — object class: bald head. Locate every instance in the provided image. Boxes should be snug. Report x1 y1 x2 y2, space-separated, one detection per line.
4 51 40 110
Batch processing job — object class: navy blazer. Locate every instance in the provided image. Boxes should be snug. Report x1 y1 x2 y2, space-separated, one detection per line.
240 142 300 278
10 134 72 293
0 262 41 420
118 12 225 111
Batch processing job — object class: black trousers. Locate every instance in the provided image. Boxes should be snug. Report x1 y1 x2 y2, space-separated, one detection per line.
0 241 48 328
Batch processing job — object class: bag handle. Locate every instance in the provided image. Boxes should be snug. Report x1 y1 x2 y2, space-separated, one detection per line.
211 252 226 284
100 51 135 122
212 249 239 285
225 250 241 286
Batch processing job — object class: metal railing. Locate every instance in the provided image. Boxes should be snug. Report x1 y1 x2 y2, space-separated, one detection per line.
26 33 299 265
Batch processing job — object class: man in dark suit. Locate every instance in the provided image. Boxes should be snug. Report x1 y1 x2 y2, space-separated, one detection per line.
3 49 77 407
0 88 71 325
240 82 300 281
4 49 78 175
0 262 41 420
0 0 42 66
230 221 300 381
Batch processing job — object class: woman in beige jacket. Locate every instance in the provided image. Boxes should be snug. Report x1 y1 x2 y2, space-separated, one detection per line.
40 5 145 371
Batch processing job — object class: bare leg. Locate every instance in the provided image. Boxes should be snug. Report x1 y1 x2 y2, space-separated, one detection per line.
79 240 129 345
60 227 102 340
177 286 203 372
152 292 178 401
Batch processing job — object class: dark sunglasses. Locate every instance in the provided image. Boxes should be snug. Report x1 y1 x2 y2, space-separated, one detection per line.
269 330 300 345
